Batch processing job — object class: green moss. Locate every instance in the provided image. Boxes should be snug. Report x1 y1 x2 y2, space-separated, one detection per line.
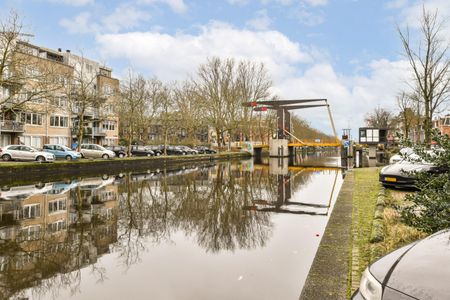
351 168 381 287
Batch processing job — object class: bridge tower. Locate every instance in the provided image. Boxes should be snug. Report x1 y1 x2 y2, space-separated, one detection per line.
244 99 339 157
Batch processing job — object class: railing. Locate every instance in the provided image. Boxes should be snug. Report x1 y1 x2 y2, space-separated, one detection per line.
0 120 24 132
92 127 106 136
71 127 93 135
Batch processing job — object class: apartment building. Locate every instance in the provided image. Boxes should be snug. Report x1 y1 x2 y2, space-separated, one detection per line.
0 41 119 148
433 114 450 136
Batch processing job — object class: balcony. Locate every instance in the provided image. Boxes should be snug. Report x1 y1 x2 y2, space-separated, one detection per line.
0 120 24 133
93 127 106 136
71 127 93 136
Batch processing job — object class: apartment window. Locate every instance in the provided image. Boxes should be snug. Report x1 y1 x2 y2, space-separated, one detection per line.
50 115 69 127
48 220 66 233
105 138 116 146
23 204 41 219
0 87 10 99
21 112 43 125
19 136 42 148
102 121 116 131
52 96 67 108
19 225 41 241
49 136 69 146
48 199 66 214
104 104 114 115
103 85 114 95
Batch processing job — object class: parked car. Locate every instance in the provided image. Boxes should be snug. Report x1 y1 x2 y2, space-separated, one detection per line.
131 145 155 157
146 146 163 156
379 160 442 189
177 145 198 155
0 145 55 162
43 144 82 160
352 229 450 300
106 146 127 158
80 144 115 159
389 147 414 164
194 146 217 154
160 146 187 155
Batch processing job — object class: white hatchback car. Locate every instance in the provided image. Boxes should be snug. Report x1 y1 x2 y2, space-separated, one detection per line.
0 145 55 162
80 144 115 159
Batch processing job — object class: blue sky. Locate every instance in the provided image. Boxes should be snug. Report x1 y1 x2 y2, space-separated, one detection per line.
2 0 450 136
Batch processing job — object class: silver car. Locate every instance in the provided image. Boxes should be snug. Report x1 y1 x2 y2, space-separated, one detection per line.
0 145 55 162
80 144 115 159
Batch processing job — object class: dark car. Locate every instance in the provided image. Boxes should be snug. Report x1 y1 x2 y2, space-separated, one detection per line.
177 145 198 155
146 146 163 156
194 146 217 154
160 146 186 155
352 229 450 300
106 146 127 158
131 145 155 157
379 161 440 189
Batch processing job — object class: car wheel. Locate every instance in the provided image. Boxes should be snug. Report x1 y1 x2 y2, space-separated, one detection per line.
35 182 45 189
36 156 45 163
102 154 109 159
2 154 11 161
156 152 161 156
147 153 152 157
65 155 72 161
119 153 125 158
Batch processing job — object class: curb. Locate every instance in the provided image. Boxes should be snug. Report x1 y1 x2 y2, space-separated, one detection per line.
300 171 354 300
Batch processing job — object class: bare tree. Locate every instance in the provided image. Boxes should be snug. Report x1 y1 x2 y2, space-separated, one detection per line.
398 6 450 145
173 81 205 145
117 72 160 155
193 57 272 150
0 11 63 114
364 106 394 128
157 82 178 154
66 55 102 151
397 92 418 139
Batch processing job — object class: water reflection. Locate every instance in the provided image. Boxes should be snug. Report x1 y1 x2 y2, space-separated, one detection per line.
0 157 342 300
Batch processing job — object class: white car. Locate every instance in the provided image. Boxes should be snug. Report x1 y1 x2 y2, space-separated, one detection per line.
0 145 55 162
80 144 116 159
389 147 414 164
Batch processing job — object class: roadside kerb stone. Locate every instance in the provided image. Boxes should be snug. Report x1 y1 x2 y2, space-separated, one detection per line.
300 171 354 300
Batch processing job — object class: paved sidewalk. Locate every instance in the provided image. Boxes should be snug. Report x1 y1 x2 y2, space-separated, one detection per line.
300 171 354 300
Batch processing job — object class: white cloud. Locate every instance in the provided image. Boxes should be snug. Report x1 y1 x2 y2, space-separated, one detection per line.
95 22 412 134
96 21 312 81
227 0 250 5
302 0 328 7
101 4 151 33
246 9 272 30
292 7 325 26
137 0 188 14
60 5 150 34
48 0 94 6
275 59 411 134
394 0 450 28
60 12 99 34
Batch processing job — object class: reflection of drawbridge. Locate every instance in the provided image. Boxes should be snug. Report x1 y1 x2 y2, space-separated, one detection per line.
242 167 339 216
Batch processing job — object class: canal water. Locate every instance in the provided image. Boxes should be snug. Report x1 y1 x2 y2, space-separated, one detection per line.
0 153 343 300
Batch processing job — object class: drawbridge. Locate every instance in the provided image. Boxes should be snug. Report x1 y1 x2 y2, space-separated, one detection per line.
244 99 341 156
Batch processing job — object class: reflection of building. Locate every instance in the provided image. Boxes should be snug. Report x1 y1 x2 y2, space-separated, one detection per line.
0 178 118 299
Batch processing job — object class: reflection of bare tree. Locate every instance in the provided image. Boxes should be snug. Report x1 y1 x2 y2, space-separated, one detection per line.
0 160 328 298
173 163 273 253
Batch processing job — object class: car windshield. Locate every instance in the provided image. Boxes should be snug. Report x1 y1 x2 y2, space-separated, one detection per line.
61 146 72 151
30 146 41 151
